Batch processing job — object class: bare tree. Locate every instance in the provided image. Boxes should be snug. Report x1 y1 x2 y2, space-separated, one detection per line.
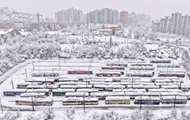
63 108 76 120
42 108 55 120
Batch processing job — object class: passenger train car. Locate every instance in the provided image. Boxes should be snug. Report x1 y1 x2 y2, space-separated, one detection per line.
134 96 160 105
62 97 98 105
68 71 93 75
16 98 53 106
161 96 187 104
105 96 130 104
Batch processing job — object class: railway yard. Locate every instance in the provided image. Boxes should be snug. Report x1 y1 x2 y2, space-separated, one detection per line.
0 52 190 110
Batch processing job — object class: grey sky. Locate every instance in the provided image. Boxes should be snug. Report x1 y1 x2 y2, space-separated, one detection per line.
0 0 189 19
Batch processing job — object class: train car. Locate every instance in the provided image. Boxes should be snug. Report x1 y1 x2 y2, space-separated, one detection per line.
181 85 190 92
90 92 110 100
102 66 125 70
87 78 112 83
3 89 27 96
17 83 36 89
106 63 128 67
65 92 89 97
58 78 78 82
25 78 54 84
20 93 46 98
126 71 154 77
125 92 145 99
134 96 160 105
150 59 171 63
130 63 153 67
26 85 46 89
130 66 154 71
161 96 187 104
128 85 159 89
16 98 53 106
105 96 130 104
150 77 180 83
60 85 93 89
62 97 98 105
58 81 86 86
112 77 141 82
77 89 99 93
158 70 185 78
161 85 179 89
157 63 180 68
93 84 111 91
26 89 50 96
68 71 93 75
52 89 75 96
96 72 122 77
180 93 190 100
31 71 59 77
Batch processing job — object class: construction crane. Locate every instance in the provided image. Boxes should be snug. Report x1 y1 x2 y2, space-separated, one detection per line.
37 12 43 32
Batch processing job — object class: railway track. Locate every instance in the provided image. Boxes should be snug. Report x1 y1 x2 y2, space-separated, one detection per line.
3 105 190 111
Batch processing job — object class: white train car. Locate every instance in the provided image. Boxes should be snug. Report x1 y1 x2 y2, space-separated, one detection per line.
62 97 98 105
126 71 154 77
157 63 180 68
130 66 154 71
16 98 53 106
105 96 130 104
130 63 153 67
20 93 46 98
65 92 89 97
158 70 185 78
150 59 171 63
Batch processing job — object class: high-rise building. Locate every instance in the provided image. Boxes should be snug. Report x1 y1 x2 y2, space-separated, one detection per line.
87 8 119 24
112 10 119 24
152 21 160 33
152 12 190 38
120 11 128 25
180 15 190 37
159 17 170 33
170 12 182 34
55 8 84 23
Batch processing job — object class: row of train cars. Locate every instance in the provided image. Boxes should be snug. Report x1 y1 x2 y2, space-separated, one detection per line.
3 59 190 107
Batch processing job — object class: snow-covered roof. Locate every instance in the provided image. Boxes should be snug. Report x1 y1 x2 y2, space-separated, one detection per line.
106 96 130 100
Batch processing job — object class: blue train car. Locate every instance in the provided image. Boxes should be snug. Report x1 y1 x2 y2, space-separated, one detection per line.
3 89 26 96
134 96 160 105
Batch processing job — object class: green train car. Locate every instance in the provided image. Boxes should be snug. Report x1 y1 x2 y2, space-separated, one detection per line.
161 96 187 104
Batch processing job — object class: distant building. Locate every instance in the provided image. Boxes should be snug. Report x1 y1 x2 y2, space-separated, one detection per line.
55 8 84 23
152 22 160 33
120 11 128 25
152 12 190 38
0 22 15 29
87 8 119 24
170 12 182 34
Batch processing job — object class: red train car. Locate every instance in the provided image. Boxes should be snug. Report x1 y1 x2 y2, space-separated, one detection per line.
68 71 93 75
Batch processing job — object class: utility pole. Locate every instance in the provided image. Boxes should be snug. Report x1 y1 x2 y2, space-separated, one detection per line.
140 95 142 111
59 59 61 70
83 94 85 112
25 68 28 79
32 59 34 70
31 97 34 111
37 12 43 32
132 76 134 89
174 95 176 108
0 97 3 113
11 79 14 89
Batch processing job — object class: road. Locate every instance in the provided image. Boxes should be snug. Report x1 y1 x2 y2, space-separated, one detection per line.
0 60 31 85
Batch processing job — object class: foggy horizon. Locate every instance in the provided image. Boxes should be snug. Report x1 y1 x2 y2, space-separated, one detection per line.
0 0 190 20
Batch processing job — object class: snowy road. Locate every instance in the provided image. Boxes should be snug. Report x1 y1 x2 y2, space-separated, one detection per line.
0 60 31 85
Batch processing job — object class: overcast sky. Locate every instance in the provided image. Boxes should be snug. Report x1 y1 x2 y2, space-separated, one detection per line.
0 0 189 19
